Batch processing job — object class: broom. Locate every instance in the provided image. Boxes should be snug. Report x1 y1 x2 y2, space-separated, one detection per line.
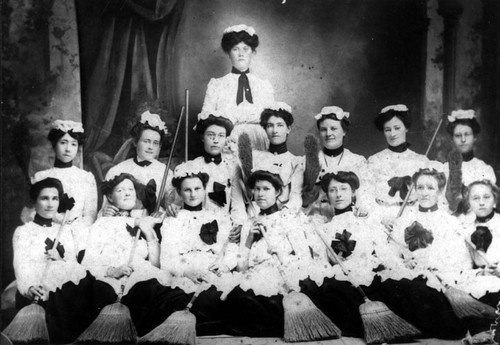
77 229 141 343
3 194 74 344
313 226 421 344
238 179 341 342
445 149 463 213
302 134 322 210
382 228 496 320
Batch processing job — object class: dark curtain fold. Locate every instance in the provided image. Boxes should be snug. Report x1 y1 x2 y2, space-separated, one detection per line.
83 0 182 156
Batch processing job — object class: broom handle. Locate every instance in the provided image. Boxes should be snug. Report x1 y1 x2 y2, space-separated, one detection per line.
127 228 142 267
396 118 444 218
186 284 204 311
185 89 189 162
155 106 185 213
237 179 292 291
312 225 368 299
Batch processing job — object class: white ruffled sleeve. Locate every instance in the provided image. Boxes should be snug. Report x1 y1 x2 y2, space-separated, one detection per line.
201 78 220 116
82 171 98 225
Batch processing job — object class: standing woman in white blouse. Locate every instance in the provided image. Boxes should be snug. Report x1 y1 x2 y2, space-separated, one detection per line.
29 120 98 252
12 178 94 343
201 24 275 151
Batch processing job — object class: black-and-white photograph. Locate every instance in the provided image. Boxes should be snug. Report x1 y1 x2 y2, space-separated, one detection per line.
1 0 499 344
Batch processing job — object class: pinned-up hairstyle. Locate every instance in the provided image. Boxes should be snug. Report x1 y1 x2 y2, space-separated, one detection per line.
171 172 210 193
260 108 294 129
30 177 64 203
247 170 284 192
374 109 412 132
48 128 86 147
316 113 350 133
320 171 360 194
221 31 259 53
446 118 481 136
412 168 447 191
464 179 499 203
196 115 234 137
101 173 138 196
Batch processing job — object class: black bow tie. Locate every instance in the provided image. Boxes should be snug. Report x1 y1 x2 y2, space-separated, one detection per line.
471 226 493 252
34 214 53 227
203 153 222 165
232 67 253 105
200 220 219 245
134 157 152 167
209 181 227 207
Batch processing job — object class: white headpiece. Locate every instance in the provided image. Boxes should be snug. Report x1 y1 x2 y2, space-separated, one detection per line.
380 104 408 114
140 111 168 135
194 111 234 131
252 160 293 185
448 109 475 123
52 120 84 133
223 24 256 36
173 161 207 179
268 102 292 113
314 106 349 121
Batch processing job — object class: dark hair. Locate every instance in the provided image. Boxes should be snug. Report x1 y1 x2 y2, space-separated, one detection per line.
412 168 447 191
196 115 234 137
320 171 360 194
464 179 499 203
374 109 412 132
316 114 350 133
48 129 86 147
260 108 294 129
221 31 259 53
446 118 481 136
30 177 64 203
130 122 166 143
247 170 283 192
101 173 138 196
172 173 210 193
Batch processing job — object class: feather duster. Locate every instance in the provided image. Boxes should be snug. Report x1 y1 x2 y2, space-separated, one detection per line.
445 149 463 213
302 134 321 208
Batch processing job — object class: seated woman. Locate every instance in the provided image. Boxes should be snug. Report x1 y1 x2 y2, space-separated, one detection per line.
226 165 325 336
83 173 189 336
169 113 246 224
161 162 240 334
444 109 497 213
103 110 174 216
201 24 274 151
455 180 500 308
27 120 97 251
375 168 472 338
13 177 94 343
306 106 368 218
367 105 442 210
252 102 304 213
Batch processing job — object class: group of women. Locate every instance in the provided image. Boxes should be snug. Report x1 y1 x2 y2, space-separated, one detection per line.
8 24 500 343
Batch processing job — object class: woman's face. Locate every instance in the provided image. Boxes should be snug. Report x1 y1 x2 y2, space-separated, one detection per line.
265 116 290 145
253 180 279 210
416 175 440 209
327 179 354 210
54 133 78 163
108 179 136 211
35 187 60 219
319 118 346 150
452 124 476 154
468 184 496 218
136 129 161 161
229 42 254 72
383 116 408 147
180 177 206 207
203 124 227 156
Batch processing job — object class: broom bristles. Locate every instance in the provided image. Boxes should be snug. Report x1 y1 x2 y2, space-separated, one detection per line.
77 302 137 343
2 303 49 344
359 298 421 344
283 291 341 342
445 287 496 319
139 309 196 345
238 133 253 182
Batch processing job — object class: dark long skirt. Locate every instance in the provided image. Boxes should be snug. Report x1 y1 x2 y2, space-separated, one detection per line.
16 272 96 344
92 279 230 337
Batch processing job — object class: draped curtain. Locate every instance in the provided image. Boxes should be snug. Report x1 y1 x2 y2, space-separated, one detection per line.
83 0 184 156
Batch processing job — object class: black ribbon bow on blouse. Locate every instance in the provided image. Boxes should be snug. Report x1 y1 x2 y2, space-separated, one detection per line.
141 179 157 215
388 175 412 200
45 238 65 258
471 226 493 252
232 67 253 105
58 193 75 213
404 221 434 252
199 220 219 245
134 156 152 167
330 229 357 258
208 182 227 207
126 224 144 240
